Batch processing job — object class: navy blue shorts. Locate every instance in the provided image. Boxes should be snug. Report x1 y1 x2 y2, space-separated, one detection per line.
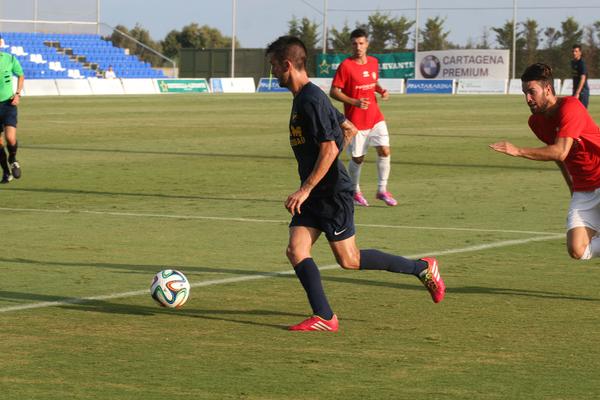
289 191 356 242
0 100 17 128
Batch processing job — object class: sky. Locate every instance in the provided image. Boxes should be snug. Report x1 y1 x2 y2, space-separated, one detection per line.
12 0 600 48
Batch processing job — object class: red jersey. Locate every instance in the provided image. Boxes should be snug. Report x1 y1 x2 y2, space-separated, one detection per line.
528 96 600 191
332 56 384 130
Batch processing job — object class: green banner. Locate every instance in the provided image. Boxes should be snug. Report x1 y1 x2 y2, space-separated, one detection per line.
156 79 210 93
316 52 415 79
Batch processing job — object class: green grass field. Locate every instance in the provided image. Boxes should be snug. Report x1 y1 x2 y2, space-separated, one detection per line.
1 93 599 399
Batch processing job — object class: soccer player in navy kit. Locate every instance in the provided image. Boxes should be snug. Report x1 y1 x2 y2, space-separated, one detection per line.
571 44 589 108
266 36 445 332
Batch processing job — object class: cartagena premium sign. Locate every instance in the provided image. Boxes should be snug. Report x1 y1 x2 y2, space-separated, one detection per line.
415 50 509 80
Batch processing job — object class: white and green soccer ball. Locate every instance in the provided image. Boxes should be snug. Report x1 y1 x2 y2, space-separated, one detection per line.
150 269 190 308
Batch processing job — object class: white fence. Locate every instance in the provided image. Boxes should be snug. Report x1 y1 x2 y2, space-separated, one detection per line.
18 78 600 96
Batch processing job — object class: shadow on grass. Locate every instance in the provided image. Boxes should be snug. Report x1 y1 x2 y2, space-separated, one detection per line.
2 187 284 204
2 257 599 304
0 289 365 330
25 144 554 171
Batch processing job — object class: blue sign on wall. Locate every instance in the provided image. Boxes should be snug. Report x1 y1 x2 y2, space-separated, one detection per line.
406 79 454 94
256 77 289 93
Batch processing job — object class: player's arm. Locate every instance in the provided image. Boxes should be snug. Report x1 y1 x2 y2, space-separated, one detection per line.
334 107 358 147
375 82 389 100
340 118 358 148
489 136 574 161
285 141 339 216
330 86 369 109
575 73 587 97
11 74 24 106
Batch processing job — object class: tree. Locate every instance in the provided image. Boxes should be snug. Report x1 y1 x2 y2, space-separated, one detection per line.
367 12 391 53
560 16 583 51
287 16 320 75
159 23 237 61
477 27 492 49
419 16 453 50
329 22 352 53
107 23 163 65
491 20 525 50
583 25 599 78
521 19 541 67
543 27 561 49
388 16 415 51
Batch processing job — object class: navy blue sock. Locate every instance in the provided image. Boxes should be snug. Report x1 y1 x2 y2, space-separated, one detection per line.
6 141 17 164
294 258 334 320
359 249 427 276
0 146 9 175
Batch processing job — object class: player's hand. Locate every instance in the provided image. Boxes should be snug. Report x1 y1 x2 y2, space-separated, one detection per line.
380 90 389 100
355 98 370 109
11 94 20 106
489 141 521 156
285 188 310 216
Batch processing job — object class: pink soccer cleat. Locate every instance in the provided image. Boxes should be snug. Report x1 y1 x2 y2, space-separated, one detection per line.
289 314 339 332
418 257 445 303
353 192 370 207
376 191 398 206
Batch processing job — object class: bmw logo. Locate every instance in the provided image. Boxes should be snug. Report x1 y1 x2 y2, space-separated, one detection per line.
420 55 441 78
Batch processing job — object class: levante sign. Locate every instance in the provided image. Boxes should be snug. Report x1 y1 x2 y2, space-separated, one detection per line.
316 52 415 79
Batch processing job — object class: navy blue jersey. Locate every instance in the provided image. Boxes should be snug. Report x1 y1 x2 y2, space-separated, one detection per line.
571 58 589 92
289 82 353 197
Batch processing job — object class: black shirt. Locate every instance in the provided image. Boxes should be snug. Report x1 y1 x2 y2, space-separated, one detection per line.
289 82 353 197
571 58 589 93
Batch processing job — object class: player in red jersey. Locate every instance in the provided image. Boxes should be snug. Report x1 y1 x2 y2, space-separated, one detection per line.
330 28 397 207
491 63 600 260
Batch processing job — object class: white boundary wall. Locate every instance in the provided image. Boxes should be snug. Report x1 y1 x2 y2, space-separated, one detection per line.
456 79 507 94
509 78 562 95
88 78 125 95
55 79 93 96
379 78 405 94
310 78 332 93
210 78 255 93
23 79 59 96
121 79 159 94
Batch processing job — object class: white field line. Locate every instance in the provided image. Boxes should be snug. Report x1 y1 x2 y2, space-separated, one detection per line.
0 233 563 313
0 207 559 236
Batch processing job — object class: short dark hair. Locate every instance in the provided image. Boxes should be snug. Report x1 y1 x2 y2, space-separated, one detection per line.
350 28 368 40
265 35 307 71
521 63 555 95
572 44 582 50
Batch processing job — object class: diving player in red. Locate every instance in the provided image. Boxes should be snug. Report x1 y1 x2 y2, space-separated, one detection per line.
330 28 397 207
491 63 600 260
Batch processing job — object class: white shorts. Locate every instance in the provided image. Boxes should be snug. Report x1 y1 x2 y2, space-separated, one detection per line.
566 188 600 231
348 120 390 158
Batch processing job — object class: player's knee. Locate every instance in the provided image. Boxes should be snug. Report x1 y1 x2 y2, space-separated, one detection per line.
335 254 360 270
377 147 391 157
567 243 591 260
352 156 365 165
286 245 308 265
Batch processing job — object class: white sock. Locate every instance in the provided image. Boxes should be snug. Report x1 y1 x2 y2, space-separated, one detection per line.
348 160 362 193
589 235 600 258
377 155 391 193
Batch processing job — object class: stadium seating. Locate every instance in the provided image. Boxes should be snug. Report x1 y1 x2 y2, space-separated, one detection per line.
1 32 166 79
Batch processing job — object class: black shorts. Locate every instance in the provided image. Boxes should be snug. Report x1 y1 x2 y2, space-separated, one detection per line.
289 191 356 242
0 100 17 128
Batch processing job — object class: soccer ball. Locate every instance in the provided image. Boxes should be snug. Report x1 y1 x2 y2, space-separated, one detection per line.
150 269 191 308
